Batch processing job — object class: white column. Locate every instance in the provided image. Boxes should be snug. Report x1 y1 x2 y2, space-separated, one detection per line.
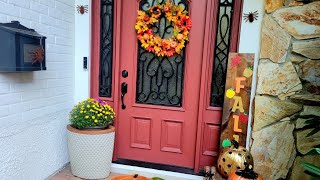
238 0 265 149
74 0 91 103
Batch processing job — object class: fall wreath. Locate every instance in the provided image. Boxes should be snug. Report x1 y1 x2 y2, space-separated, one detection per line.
135 1 192 57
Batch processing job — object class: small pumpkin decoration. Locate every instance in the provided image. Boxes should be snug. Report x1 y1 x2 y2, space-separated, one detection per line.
111 174 150 180
217 140 254 177
228 165 263 180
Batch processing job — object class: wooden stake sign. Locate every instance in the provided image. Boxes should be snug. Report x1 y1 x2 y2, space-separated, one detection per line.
220 53 255 148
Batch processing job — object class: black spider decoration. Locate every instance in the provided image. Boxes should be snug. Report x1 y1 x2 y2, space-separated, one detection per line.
243 11 259 23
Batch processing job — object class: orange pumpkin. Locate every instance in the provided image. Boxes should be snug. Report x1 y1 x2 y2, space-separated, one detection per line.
111 174 150 180
228 165 263 180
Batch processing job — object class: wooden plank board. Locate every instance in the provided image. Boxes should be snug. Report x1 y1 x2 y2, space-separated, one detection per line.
220 53 255 148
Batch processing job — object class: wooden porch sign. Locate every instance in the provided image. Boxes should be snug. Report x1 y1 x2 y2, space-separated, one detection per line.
220 53 255 148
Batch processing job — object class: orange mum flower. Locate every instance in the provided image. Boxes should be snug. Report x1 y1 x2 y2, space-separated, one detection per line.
166 50 174 57
163 2 171 12
150 6 161 18
178 15 192 30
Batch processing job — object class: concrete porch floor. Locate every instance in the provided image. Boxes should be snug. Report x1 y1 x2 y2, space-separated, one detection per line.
50 166 123 180
50 164 205 180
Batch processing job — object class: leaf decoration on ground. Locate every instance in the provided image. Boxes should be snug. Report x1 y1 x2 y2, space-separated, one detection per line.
152 177 165 180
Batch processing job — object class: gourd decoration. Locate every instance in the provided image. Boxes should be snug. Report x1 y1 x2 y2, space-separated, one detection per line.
217 140 254 177
111 174 150 180
228 165 263 180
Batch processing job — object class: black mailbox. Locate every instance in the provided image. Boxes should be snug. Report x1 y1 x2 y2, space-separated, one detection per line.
0 21 46 72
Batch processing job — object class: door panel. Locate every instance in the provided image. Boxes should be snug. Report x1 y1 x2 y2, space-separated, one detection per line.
116 0 207 168
130 116 152 149
161 119 184 153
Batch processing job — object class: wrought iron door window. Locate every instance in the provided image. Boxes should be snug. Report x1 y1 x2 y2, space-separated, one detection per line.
210 0 235 107
136 0 188 107
99 0 114 97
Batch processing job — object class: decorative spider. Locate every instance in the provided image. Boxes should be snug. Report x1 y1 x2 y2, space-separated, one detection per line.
77 5 88 14
243 10 259 23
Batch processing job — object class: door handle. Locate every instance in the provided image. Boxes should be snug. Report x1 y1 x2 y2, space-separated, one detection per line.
121 82 128 109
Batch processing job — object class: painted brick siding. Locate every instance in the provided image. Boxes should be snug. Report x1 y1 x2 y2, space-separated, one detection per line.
0 0 75 179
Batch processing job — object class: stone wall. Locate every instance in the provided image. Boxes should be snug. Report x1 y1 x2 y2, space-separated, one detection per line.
251 1 320 180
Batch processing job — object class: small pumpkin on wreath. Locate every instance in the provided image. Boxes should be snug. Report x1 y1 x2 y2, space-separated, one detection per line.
135 0 192 57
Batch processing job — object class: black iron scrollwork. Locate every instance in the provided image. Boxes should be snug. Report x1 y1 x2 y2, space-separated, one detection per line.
99 0 114 97
210 0 235 107
136 0 188 107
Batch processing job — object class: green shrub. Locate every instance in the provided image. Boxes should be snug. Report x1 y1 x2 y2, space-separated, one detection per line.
69 98 115 129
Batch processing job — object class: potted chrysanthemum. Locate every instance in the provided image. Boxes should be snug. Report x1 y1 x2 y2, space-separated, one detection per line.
67 98 115 179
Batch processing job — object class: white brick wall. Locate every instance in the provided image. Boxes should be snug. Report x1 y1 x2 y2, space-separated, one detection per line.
0 0 75 179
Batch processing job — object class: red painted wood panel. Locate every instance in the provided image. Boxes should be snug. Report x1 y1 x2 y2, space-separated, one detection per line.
131 117 152 149
202 124 220 156
161 119 184 153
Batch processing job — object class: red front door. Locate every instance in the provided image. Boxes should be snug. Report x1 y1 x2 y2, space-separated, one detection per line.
91 0 243 171
116 0 207 168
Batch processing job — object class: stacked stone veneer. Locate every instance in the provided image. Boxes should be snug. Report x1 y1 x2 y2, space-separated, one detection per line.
250 1 320 180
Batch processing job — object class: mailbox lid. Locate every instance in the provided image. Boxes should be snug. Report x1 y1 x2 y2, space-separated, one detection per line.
0 21 46 39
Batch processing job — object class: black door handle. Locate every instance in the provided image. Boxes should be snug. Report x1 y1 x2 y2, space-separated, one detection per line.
121 82 128 109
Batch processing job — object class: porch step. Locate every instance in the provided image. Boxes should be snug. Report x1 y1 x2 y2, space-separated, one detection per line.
111 163 203 180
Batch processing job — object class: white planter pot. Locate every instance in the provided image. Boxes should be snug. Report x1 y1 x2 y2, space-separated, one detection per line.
67 125 115 179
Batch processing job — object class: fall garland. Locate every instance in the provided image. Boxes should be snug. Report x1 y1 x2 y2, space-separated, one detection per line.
135 1 192 57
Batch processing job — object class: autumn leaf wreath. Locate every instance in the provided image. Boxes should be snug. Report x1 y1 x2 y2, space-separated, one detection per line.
135 1 192 57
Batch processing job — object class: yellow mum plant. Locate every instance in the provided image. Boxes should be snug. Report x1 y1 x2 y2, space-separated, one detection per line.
69 98 115 129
